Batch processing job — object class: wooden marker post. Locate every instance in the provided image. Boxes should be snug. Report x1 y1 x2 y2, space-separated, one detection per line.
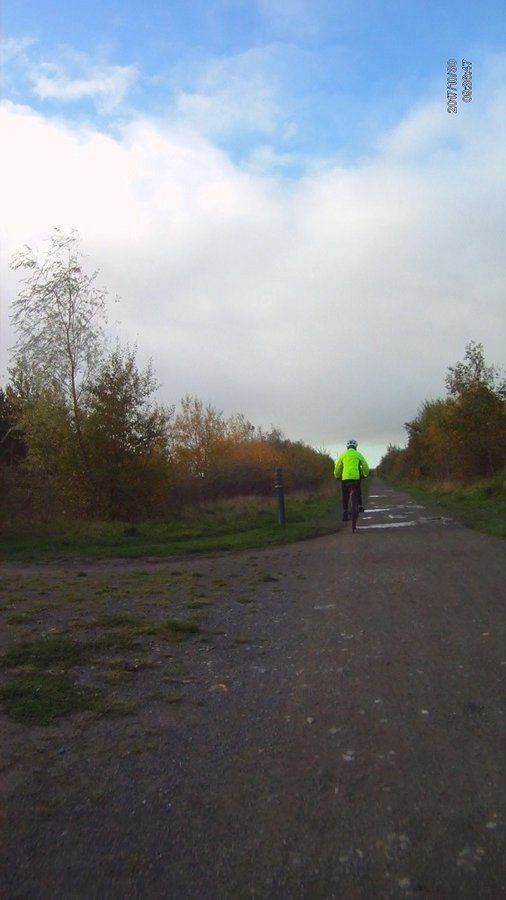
275 467 286 527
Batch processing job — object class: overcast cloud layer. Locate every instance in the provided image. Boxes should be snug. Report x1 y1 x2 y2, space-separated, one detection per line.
1 48 505 464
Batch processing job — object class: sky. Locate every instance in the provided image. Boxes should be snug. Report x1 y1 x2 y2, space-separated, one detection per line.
1 1 505 466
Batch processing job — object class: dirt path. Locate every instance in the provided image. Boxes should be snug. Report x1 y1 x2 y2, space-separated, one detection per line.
1 478 505 898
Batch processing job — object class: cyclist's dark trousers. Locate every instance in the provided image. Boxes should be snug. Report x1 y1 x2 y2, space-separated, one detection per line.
342 479 362 511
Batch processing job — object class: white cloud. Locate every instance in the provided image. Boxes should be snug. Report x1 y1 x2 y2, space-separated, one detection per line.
1 42 137 113
174 47 286 137
245 143 301 173
31 54 137 113
256 0 322 37
1 76 505 458
33 64 135 110
1 35 37 64
377 100 451 158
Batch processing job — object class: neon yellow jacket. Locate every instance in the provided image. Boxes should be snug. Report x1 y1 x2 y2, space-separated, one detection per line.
334 448 370 481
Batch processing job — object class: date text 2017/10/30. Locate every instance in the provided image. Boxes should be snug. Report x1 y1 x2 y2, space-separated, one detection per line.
447 59 458 113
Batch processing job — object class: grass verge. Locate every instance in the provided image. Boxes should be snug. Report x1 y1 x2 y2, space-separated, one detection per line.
0 492 342 561
382 471 506 539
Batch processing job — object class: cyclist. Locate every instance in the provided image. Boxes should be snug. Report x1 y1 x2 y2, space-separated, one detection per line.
334 439 370 522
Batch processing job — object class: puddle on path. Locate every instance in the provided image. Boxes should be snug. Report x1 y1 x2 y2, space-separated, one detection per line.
419 516 454 526
360 517 453 530
368 504 426 514
359 521 419 530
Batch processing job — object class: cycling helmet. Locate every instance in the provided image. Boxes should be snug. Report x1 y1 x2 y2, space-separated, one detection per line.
346 439 358 449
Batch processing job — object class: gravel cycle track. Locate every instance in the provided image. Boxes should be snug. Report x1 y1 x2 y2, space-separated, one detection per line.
1 477 505 899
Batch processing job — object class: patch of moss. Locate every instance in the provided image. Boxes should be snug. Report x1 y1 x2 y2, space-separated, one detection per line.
0 672 99 725
2 636 87 669
92 698 135 717
137 618 200 639
4 612 31 625
96 612 141 628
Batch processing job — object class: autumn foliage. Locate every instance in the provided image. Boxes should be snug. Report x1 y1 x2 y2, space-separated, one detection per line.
378 343 506 486
1 230 333 522
0 383 332 522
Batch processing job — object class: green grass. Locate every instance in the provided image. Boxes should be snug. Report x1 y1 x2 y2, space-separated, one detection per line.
93 613 199 638
91 697 135 717
96 613 141 628
4 612 31 625
1 636 87 669
0 619 199 724
135 617 199 638
0 672 99 725
383 471 506 538
0 492 342 561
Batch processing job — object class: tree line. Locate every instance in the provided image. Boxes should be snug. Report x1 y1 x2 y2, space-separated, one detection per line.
0 230 332 523
377 342 506 485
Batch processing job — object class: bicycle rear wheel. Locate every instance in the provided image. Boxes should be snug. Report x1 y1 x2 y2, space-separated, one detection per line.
350 489 359 532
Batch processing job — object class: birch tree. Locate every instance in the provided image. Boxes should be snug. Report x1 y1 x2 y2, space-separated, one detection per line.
10 229 108 474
